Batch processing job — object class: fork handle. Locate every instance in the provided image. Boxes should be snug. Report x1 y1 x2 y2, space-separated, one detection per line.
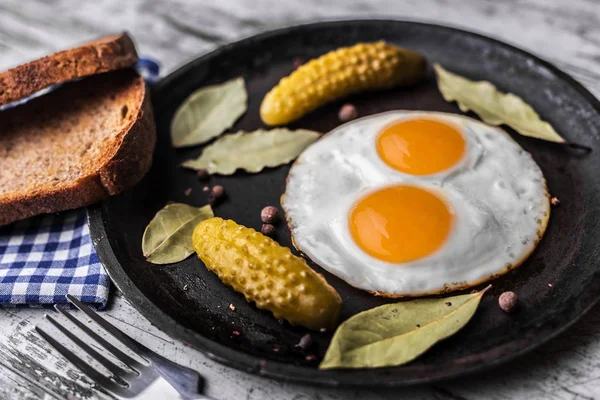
150 352 216 399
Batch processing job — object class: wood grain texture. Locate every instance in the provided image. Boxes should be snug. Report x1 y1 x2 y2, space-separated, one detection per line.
1 0 600 399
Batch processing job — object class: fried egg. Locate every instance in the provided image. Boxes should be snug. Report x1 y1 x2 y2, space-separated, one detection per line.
282 111 550 296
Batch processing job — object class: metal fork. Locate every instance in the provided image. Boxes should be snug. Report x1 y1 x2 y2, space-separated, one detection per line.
35 294 213 399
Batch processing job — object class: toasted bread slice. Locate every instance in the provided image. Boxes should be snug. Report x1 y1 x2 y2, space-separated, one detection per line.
0 69 155 225
0 33 138 107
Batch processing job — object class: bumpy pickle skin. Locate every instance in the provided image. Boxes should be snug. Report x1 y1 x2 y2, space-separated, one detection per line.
260 41 426 126
192 217 343 331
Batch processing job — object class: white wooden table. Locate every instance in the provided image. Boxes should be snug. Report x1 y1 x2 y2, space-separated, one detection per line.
2 1 600 399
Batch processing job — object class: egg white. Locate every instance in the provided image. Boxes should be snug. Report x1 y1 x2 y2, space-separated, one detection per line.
282 111 550 296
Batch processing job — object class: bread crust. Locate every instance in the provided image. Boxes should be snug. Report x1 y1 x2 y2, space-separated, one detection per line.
0 33 139 107
0 72 156 225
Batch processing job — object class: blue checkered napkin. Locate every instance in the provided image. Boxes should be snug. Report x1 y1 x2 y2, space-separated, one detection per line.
0 57 160 308
0 210 110 308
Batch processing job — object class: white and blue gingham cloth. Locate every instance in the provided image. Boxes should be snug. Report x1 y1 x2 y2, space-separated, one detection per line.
0 58 159 308
0 210 109 308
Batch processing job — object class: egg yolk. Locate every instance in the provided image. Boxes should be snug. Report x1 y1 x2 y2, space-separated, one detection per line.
377 118 466 175
349 185 454 263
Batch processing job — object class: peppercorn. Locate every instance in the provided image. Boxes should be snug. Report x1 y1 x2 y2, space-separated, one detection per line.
197 169 209 181
261 206 280 224
499 291 518 312
212 185 225 198
209 185 225 205
338 104 358 122
261 224 276 236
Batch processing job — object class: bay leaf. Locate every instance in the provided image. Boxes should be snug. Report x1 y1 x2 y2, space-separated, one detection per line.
319 286 490 369
142 203 214 264
434 64 564 143
171 77 247 148
181 128 321 174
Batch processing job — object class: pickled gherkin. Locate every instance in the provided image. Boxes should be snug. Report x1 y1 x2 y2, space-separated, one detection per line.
193 218 343 331
260 41 426 126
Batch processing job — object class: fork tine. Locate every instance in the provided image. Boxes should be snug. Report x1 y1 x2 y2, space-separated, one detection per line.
45 313 135 377
55 305 145 370
66 294 146 357
35 325 125 390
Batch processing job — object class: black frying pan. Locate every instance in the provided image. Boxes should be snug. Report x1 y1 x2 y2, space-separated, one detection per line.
88 20 600 386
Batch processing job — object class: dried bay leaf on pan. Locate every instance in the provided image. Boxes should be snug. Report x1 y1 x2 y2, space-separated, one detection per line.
434 64 565 143
171 77 248 148
181 128 321 174
142 203 214 264
319 286 490 369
